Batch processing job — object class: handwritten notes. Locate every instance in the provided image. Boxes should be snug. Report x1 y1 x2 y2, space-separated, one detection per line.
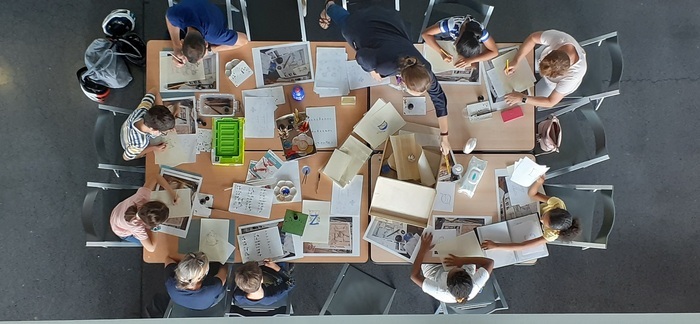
510 157 549 187
301 200 331 244
331 175 363 216
242 86 286 105
314 47 350 97
306 106 338 149
237 226 284 263
244 96 277 138
432 182 456 212
346 60 390 90
228 183 274 218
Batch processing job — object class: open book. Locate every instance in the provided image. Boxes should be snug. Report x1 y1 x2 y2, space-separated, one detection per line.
476 213 549 268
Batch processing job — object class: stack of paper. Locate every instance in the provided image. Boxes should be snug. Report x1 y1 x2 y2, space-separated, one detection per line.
323 136 372 187
243 96 278 138
509 157 549 187
353 99 406 149
199 219 236 263
314 47 350 97
346 60 390 89
242 86 286 106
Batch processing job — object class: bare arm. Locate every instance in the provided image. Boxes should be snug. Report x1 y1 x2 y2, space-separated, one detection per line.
211 32 249 52
164 256 178 267
468 37 499 63
528 176 550 203
482 236 548 252
410 233 433 287
507 90 565 108
421 24 452 61
155 173 178 203
438 116 451 155
141 231 157 252
512 31 543 66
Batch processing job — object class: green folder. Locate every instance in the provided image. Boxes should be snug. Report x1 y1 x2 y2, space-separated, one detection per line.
281 209 308 236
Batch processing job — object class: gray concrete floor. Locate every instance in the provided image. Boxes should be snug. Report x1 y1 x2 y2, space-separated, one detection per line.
0 0 697 320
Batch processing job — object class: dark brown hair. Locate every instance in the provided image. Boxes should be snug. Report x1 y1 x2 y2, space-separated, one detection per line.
539 50 571 78
398 57 431 93
446 269 473 304
143 105 175 131
548 208 581 241
124 201 170 228
234 261 263 294
183 30 206 63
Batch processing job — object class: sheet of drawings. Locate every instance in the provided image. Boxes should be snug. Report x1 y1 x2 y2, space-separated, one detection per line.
155 133 198 167
228 183 274 218
432 182 456 212
241 86 286 105
303 216 360 256
345 60 390 90
305 106 338 149
314 47 349 97
160 51 219 92
196 129 212 153
199 219 234 263
363 216 424 262
243 96 277 138
495 168 539 221
237 227 284 263
330 175 363 216
433 215 492 236
160 55 205 84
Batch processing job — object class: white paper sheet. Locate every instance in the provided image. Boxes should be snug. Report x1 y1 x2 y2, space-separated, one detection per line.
159 55 205 83
487 50 537 97
238 226 285 263
346 60 391 90
422 40 459 73
353 99 406 149
510 157 549 187
432 182 456 212
155 133 198 167
150 188 193 218
505 176 534 207
301 200 332 244
241 86 286 105
306 106 338 149
433 230 484 258
196 129 212 153
403 96 427 116
331 175 363 216
509 214 548 259
314 47 349 97
476 222 518 268
199 219 230 263
243 96 277 138
228 183 274 218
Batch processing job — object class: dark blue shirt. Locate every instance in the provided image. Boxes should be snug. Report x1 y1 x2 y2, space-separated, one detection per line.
233 265 294 306
341 7 448 118
164 263 226 310
166 0 239 46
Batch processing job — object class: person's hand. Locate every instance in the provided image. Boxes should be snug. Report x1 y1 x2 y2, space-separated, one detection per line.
504 59 519 75
481 240 499 250
536 175 546 185
454 57 472 69
440 137 451 156
172 47 186 67
440 51 453 63
155 143 168 152
171 192 179 204
443 254 464 267
369 71 383 82
504 92 525 105
263 258 281 271
420 232 434 251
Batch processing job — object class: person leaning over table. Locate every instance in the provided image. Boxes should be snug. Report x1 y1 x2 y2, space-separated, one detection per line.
166 0 249 66
109 169 178 252
503 30 587 108
120 88 178 161
319 1 451 154
164 252 229 310
410 232 495 303
421 15 498 68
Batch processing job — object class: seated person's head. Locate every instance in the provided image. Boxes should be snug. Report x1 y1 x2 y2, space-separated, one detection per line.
455 20 484 59
539 50 570 78
234 261 263 294
125 201 169 228
399 57 431 96
542 208 581 241
183 30 207 63
446 268 473 303
175 252 210 290
143 105 176 135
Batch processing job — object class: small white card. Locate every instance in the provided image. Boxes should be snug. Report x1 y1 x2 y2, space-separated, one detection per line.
403 97 427 116
432 182 456 212
227 60 253 87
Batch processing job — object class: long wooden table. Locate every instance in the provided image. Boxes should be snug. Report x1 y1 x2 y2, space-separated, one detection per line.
146 40 369 151
368 153 535 264
369 44 535 152
143 151 370 263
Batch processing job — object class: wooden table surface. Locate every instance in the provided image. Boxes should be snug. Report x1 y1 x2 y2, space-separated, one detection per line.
369 153 535 264
369 43 535 152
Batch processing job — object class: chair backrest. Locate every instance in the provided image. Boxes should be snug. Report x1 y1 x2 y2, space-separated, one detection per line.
239 0 306 41
94 105 145 173
82 182 142 248
543 184 615 249
439 276 508 314
227 290 291 317
165 264 235 318
536 100 609 178
320 264 396 315
419 0 494 42
342 0 400 11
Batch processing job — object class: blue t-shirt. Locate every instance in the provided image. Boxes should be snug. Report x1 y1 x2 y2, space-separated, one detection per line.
232 265 295 307
166 0 239 45
165 264 226 310
436 16 489 42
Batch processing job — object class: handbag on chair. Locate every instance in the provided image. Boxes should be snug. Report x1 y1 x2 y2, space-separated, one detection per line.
536 115 562 156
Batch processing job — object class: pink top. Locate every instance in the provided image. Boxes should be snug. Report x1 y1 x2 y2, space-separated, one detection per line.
110 187 152 240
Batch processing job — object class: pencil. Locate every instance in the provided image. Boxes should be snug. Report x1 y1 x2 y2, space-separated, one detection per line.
444 154 450 173
506 59 510 71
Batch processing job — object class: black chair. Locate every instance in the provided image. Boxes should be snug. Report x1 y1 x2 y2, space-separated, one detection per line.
239 0 307 41
320 264 396 315
94 104 145 177
418 0 494 42
82 182 142 248
227 289 293 317
435 276 508 314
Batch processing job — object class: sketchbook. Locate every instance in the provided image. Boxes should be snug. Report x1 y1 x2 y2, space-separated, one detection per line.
150 188 192 219
476 213 549 268
155 167 202 238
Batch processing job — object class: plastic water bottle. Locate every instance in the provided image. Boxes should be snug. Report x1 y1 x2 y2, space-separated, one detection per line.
291 85 305 101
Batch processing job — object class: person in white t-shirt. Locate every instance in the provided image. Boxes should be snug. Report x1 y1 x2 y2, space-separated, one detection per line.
410 233 494 304
504 30 587 108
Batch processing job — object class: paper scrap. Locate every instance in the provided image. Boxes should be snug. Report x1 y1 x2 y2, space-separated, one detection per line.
346 60 390 90
331 175 363 216
228 60 253 87
150 188 193 218
306 106 338 149
432 182 456 212
242 86 286 105
199 219 230 263
228 183 274 218
238 226 284 263
301 200 331 244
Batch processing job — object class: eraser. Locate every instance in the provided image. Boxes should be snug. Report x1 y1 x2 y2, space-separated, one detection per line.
501 106 524 122
341 96 356 106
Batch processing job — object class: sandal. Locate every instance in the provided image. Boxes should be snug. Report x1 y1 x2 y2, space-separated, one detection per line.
319 0 334 29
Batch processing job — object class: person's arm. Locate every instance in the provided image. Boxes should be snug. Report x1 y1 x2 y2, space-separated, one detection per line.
444 254 494 273
481 236 548 252
426 74 450 155
421 24 452 62
164 256 178 267
504 90 565 108
140 231 157 252
211 32 249 52
409 233 433 287
455 36 499 68
165 15 186 66
528 176 550 203
214 264 228 285
504 31 543 75
154 173 179 203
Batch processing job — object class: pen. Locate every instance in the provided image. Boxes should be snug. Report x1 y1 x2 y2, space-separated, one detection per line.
506 59 509 72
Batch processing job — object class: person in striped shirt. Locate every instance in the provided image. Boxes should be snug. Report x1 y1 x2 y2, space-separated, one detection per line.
421 15 498 68
120 89 177 160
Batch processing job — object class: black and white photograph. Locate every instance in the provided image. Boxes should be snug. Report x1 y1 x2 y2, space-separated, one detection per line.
252 42 314 87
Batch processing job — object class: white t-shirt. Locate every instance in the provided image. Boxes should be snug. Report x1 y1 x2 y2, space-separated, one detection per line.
421 264 490 303
538 30 587 96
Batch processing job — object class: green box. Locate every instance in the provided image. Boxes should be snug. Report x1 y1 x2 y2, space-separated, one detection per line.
211 117 244 166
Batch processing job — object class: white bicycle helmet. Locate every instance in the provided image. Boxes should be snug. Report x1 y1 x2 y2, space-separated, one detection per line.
102 9 135 38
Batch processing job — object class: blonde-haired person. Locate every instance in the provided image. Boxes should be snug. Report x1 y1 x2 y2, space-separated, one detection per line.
109 169 178 252
164 252 229 310
504 30 587 108
233 259 295 306
319 1 451 154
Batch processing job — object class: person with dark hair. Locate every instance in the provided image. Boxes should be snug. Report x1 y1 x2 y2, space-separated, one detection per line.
421 15 498 68
120 88 177 161
319 1 451 155
503 30 587 108
164 252 229 310
481 175 582 251
411 233 494 303
109 169 177 252
233 259 295 306
166 0 249 65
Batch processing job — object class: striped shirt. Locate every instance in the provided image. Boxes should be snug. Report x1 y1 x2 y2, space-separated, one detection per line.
437 16 489 42
120 94 157 160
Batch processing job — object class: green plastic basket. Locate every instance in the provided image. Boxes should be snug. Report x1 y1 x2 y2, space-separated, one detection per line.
212 117 244 165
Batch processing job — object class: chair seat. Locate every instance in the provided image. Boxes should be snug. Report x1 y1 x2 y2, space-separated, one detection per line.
320 264 396 315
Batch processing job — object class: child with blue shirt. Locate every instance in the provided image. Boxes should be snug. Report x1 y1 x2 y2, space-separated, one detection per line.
233 259 295 306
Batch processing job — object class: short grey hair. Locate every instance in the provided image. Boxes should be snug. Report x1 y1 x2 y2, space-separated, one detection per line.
175 252 209 290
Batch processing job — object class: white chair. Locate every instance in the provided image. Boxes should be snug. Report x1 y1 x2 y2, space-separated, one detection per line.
82 182 142 248
239 0 307 41
94 104 145 177
544 184 615 250
435 276 508 314
418 0 494 42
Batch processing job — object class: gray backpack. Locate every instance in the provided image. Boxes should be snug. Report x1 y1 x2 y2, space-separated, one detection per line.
82 38 134 88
